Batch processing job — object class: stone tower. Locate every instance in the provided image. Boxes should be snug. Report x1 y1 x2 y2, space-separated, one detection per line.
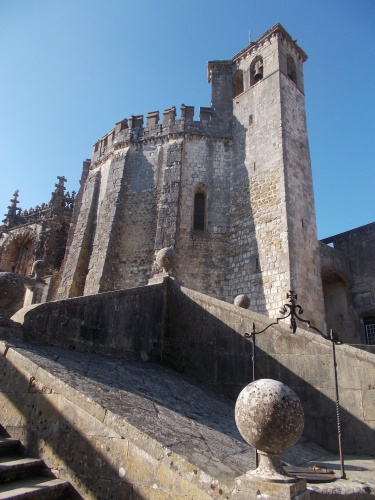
56 24 325 329
209 24 325 324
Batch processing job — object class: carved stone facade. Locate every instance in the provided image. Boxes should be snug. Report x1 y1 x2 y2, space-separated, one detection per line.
0 176 75 304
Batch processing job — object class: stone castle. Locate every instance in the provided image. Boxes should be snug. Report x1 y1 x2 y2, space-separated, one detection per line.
0 23 374 498
1 23 374 345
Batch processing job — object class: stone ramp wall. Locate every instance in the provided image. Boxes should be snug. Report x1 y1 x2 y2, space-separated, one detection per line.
166 283 375 455
22 282 166 360
18 278 375 454
0 341 230 499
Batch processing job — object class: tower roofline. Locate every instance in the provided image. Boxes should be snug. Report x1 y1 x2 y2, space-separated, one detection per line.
208 23 308 82
232 23 308 64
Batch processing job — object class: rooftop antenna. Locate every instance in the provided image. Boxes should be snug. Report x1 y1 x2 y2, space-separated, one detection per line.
249 29 251 43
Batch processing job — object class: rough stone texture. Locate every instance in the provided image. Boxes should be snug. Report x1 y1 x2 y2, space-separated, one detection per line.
235 379 304 456
229 29 325 329
234 294 250 309
0 225 40 277
155 246 177 273
0 338 373 499
17 278 375 455
233 475 309 499
0 177 75 304
321 222 375 345
31 259 46 278
0 340 249 498
235 379 304 483
0 272 24 309
22 283 166 361
51 24 324 333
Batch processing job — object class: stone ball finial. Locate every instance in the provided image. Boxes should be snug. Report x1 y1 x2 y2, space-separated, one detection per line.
234 294 250 309
155 246 177 273
0 272 25 309
235 379 304 482
32 260 46 279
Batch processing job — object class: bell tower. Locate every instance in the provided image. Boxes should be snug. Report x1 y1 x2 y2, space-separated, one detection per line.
210 24 325 328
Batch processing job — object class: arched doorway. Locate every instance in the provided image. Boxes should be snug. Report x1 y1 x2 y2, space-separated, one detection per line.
321 268 355 343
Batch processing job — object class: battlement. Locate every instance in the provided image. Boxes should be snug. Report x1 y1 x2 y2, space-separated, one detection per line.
91 104 231 165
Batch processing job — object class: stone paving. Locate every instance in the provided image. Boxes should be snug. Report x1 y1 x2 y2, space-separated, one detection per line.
0 337 374 497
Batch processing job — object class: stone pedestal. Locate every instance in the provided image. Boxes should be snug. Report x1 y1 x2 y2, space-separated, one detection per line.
148 273 179 286
234 379 308 498
233 473 310 499
23 279 48 306
147 272 170 285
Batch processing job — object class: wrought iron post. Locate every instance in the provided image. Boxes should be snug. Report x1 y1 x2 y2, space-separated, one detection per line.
330 329 346 479
251 322 258 467
244 291 345 478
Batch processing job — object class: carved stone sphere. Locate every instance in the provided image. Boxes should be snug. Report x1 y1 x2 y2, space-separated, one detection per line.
235 379 304 456
156 246 177 273
32 259 46 278
234 294 250 309
0 272 24 309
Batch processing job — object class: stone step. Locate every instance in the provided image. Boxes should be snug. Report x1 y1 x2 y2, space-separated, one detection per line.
0 457 45 481
0 439 20 456
0 477 69 499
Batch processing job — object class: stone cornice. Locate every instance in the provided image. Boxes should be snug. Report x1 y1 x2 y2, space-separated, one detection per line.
232 23 307 65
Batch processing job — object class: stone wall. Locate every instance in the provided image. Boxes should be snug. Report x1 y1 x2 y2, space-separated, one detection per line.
164 284 253 399
24 283 166 360
20 278 375 454
165 282 374 455
231 65 285 315
57 168 101 298
175 137 231 301
223 26 325 330
280 66 325 331
57 131 233 302
321 223 375 344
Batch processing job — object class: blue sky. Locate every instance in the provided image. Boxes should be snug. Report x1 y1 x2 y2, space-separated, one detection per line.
0 0 374 239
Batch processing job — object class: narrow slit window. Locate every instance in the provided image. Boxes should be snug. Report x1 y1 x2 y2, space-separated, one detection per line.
193 192 205 230
287 55 297 84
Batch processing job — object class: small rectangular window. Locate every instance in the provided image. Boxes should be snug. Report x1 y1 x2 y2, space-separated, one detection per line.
365 319 375 345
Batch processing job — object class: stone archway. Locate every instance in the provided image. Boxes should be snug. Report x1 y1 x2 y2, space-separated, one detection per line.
0 226 39 277
321 267 355 343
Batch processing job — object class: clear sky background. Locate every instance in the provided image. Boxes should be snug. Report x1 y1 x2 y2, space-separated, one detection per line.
0 0 374 239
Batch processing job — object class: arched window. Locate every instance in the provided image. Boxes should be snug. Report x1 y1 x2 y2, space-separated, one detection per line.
364 317 375 345
232 70 244 98
287 55 297 84
193 191 206 230
250 56 263 87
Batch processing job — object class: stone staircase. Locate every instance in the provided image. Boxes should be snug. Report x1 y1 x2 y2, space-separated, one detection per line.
0 437 71 499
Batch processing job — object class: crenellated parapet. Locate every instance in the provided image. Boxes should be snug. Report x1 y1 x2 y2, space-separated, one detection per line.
91 104 230 166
